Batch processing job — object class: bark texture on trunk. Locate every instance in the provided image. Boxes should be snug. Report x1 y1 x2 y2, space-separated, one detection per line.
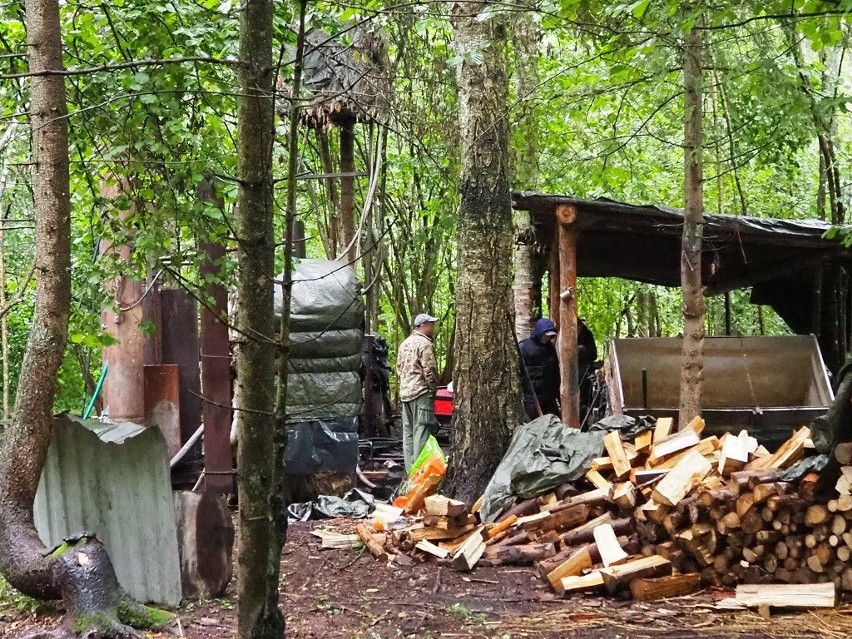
234 0 283 637
445 1 522 503
511 6 541 342
678 26 705 428
0 2 171 636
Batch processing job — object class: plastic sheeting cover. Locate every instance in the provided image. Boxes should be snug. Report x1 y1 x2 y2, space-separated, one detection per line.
284 417 359 474
479 415 605 523
287 488 376 521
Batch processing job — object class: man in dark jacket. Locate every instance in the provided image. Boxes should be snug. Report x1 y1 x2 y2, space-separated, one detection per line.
519 318 561 420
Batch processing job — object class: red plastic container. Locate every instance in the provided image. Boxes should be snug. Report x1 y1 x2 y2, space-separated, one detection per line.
434 388 454 418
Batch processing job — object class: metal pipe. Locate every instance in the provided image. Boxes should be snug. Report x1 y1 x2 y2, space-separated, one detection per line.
170 423 204 469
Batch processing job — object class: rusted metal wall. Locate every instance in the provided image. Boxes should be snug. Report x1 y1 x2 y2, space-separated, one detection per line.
33 415 182 606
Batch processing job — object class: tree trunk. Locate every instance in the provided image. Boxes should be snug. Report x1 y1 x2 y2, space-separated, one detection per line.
339 119 357 264
678 25 705 428
445 1 521 503
511 4 541 341
234 0 283 637
0 1 170 636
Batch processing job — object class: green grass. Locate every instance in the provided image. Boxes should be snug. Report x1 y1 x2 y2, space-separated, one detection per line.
0 574 54 615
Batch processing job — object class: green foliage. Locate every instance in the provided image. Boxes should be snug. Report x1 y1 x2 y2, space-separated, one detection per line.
1 0 850 414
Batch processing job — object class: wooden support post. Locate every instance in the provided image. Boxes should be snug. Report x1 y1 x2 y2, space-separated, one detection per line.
556 206 579 428
549 229 560 328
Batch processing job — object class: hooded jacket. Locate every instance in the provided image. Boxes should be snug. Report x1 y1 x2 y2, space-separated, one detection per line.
518 318 560 405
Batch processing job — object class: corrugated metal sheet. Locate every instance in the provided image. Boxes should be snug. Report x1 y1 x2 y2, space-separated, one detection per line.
34 415 182 605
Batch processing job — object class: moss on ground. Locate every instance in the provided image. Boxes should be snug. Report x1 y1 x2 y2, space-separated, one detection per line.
116 599 173 629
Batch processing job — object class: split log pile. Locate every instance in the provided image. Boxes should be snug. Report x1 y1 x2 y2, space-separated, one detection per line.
355 418 848 606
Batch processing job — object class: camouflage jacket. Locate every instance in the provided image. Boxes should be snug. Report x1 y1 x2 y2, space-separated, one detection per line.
396 331 438 402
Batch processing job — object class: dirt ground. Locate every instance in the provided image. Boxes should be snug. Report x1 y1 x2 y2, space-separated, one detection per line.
4 520 852 638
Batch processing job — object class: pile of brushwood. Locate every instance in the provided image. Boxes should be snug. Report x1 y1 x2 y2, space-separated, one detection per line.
349 417 852 609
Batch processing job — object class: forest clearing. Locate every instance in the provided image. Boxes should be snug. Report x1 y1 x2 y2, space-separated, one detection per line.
6 0 852 638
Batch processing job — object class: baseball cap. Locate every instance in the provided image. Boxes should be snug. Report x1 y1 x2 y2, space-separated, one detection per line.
414 313 439 327
544 330 558 337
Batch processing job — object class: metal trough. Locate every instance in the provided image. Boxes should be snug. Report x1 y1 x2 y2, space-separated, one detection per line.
609 335 834 450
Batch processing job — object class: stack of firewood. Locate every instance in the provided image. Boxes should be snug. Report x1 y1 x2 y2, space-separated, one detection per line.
354 418 849 607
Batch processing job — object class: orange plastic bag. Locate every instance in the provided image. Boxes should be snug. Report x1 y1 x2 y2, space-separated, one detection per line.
393 436 446 513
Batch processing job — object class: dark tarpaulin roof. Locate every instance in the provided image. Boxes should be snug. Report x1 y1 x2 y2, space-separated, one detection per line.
512 193 852 337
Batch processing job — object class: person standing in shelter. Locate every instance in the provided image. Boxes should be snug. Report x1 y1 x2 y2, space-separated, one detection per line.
396 313 440 471
518 317 561 420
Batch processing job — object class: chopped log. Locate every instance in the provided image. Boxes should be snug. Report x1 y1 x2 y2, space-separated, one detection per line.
654 417 673 442
742 511 765 535
635 430 653 454
676 524 716 566
604 431 632 478
842 567 852 592
423 514 476 529
555 482 579 501
585 469 613 492
471 495 484 514
593 523 629 567
558 513 612 544
481 542 556 567
522 504 590 535
717 511 741 535
547 546 592 591
753 482 787 506
438 526 486 554
611 482 637 510
497 498 539 522
748 426 810 471
648 429 701 466
560 571 604 594
536 492 557 507
600 555 670 593
736 493 756 519
630 572 701 601
652 451 712 507
486 515 518 539
799 472 821 501
545 487 609 513
832 515 847 537
415 540 449 559
590 457 614 472
735 583 836 608
401 523 477 542
835 442 852 465
655 436 720 471
683 416 706 435
451 528 486 571
719 433 749 475
356 524 389 562
514 512 550 529
495 531 529 547
806 505 831 527
424 495 468 518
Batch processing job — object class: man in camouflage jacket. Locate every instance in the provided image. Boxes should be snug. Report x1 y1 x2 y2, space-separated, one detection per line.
396 313 439 471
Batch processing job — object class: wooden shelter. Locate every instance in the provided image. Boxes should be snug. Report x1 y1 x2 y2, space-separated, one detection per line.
278 27 389 261
513 193 852 428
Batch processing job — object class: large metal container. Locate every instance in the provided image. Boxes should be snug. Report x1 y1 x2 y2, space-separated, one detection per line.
609 335 834 449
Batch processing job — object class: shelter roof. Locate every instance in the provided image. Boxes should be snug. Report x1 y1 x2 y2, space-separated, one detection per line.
512 193 852 294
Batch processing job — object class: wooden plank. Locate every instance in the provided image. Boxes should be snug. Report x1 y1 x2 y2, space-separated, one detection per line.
653 417 674 442
547 546 592 592
652 450 712 507
355 524 389 562
424 495 467 518
604 431 632 478
647 429 701 466
560 571 604 594
600 555 670 593
593 523 629 567
630 573 701 601
735 583 836 609
415 539 449 559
